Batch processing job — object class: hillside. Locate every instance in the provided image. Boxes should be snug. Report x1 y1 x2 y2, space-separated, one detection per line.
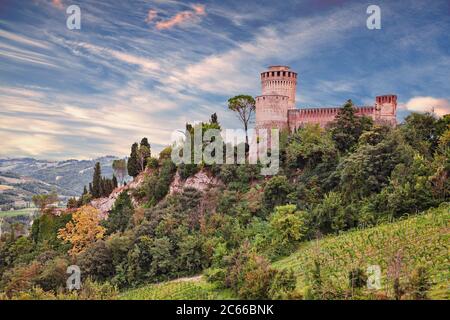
121 276 235 300
121 204 449 300
0 156 122 207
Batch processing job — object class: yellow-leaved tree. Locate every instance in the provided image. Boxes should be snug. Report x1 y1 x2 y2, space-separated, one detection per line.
58 205 105 257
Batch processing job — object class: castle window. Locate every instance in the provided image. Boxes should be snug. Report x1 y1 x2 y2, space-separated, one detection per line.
283 71 286 76
277 71 280 76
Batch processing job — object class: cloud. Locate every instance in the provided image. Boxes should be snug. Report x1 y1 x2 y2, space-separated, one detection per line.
192 4 206 15
73 42 161 72
145 9 158 23
0 132 64 156
156 4 206 30
163 6 360 96
402 96 450 117
0 30 50 49
51 0 64 10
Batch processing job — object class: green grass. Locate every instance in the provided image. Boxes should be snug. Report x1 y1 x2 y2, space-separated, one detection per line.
0 208 36 218
120 276 236 300
273 203 449 299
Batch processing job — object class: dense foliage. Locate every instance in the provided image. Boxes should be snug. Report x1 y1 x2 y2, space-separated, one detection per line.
0 106 448 300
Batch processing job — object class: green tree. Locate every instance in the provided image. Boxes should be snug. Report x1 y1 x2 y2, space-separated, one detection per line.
270 204 307 245
127 142 139 178
329 100 373 153
112 159 127 186
78 240 114 282
103 192 134 234
263 176 292 211
92 162 102 198
228 95 255 145
286 124 337 170
32 191 58 212
138 138 152 171
312 192 348 234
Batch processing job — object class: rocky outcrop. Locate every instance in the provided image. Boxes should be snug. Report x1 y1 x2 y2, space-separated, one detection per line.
169 170 222 194
91 168 222 218
90 169 148 219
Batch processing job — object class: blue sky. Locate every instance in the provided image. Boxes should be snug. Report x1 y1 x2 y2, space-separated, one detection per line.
0 0 449 160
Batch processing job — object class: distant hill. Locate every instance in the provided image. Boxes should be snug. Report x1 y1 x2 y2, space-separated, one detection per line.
0 156 125 208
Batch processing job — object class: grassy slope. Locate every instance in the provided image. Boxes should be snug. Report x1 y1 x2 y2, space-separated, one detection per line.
273 203 449 299
120 276 236 300
0 207 36 218
120 204 449 300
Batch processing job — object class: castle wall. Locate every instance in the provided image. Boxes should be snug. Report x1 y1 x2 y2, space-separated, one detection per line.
254 66 397 133
288 106 376 131
255 95 290 131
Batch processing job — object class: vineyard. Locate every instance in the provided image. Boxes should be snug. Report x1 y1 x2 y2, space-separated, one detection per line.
121 204 449 300
273 203 449 299
120 277 235 300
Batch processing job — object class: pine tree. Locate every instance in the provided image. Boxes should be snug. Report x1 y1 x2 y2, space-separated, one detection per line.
139 137 151 171
330 100 373 152
127 142 139 178
112 175 118 189
211 112 218 124
92 162 102 198
82 185 88 195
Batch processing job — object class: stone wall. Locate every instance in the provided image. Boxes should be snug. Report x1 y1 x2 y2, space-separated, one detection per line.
255 66 398 132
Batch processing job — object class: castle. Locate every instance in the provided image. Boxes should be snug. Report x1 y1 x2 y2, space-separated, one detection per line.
255 66 397 132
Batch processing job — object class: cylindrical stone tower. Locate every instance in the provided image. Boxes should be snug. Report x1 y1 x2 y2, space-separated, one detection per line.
256 66 297 131
260 66 297 108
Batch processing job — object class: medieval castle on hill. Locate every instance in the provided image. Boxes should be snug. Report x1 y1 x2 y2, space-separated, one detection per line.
255 66 397 132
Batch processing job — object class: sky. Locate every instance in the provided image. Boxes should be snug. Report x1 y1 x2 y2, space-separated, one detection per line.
0 0 449 160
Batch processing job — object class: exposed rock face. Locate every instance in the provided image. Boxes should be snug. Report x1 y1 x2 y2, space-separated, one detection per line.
90 169 147 219
90 168 222 218
169 170 222 194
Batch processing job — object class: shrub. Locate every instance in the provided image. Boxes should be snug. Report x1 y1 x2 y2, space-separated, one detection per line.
263 176 292 211
78 240 114 282
408 266 431 300
348 267 367 289
268 269 297 300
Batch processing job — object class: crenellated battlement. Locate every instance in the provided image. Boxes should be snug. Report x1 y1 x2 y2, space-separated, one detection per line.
255 66 397 132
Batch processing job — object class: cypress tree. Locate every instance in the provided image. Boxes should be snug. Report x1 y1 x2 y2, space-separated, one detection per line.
112 175 118 189
127 142 139 178
139 137 151 170
92 162 102 198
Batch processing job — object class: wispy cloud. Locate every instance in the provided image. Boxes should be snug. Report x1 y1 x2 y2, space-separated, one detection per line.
155 4 206 30
0 30 50 49
145 9 158 23
0 0 448 160
163 6 361 96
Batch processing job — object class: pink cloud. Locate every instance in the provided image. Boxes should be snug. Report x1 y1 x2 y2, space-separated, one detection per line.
51 0 64 10
192 4 206 16
156 4 206 30
145 9 158 23
402 96 450 117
